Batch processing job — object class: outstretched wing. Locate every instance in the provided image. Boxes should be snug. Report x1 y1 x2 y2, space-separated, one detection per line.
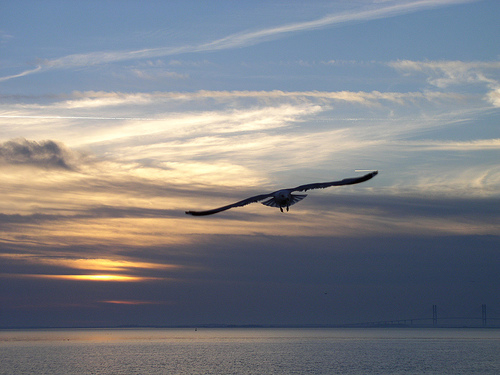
290 171 378 192
186 193 273 216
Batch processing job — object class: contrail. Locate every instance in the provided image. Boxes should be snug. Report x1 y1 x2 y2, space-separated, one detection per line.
0 65 42 82
0 0 472 82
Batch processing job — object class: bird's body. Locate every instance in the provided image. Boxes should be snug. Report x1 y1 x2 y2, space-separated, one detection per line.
261 190 307 212
186 170 378 216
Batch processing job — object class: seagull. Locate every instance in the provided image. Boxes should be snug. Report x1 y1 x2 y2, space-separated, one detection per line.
186 170 378 216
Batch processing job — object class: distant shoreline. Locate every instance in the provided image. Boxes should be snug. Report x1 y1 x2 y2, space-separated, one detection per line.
2 324 499 330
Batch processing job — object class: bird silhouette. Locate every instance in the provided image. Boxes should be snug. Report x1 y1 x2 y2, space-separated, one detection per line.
186 170 378 216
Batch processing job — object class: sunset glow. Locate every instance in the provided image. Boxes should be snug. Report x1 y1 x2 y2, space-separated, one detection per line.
1 0 498 328
100 300 166 305
25 274 156 282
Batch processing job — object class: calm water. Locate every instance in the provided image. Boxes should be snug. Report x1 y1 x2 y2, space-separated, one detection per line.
1 328 499 374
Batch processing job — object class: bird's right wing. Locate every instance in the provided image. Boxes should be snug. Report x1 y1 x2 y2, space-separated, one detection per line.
186 193 273 216
291 171 378 192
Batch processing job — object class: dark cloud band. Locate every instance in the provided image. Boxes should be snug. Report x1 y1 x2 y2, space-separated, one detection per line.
0 138 77 170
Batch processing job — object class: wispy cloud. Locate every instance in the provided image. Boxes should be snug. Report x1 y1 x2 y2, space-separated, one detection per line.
100 300 167 305
21 274 157 282
0 0 472 82
390 138 500 151
1 88 483 185
131 68 188 80
0 65 42 82
0 89 467 113
1 84 496 192
389 60 500 106
198 0 472 51
0 30 14 45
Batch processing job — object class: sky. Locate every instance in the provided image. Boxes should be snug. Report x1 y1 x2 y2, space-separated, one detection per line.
0 0 499 328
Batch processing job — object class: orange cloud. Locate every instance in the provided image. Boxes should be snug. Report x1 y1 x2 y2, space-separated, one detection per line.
100 300 167 305
16 274 158 282
39 258 180 272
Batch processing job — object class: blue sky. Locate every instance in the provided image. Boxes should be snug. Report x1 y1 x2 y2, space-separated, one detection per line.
0 0 499 328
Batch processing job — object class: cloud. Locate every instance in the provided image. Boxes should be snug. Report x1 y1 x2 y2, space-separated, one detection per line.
0 89 465 113
0 0 473 82
0 30 14 45
0 77 497 248
391 139 500 151
389 60 500 87
0 88 476 163
0 65 42 82
198 0 472 51
131 69 188 80
0 138 84 170
487 87 500 107
100 300 167 305
389 60 500 107
0 86 496 198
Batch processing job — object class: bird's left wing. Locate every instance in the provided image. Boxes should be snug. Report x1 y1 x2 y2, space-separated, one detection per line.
290 171 378 192
186 193 273 216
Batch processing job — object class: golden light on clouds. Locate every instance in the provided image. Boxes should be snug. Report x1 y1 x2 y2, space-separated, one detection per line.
49 274 150 282
37 257 180 272
100 300 166 305
4 274 159 282
0 85 498 266
0 254 183 282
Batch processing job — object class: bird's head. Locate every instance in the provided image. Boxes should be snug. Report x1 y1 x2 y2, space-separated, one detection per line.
274 190 291 204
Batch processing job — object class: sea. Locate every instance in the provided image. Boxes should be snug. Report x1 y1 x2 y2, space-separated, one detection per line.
1 327 499 374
